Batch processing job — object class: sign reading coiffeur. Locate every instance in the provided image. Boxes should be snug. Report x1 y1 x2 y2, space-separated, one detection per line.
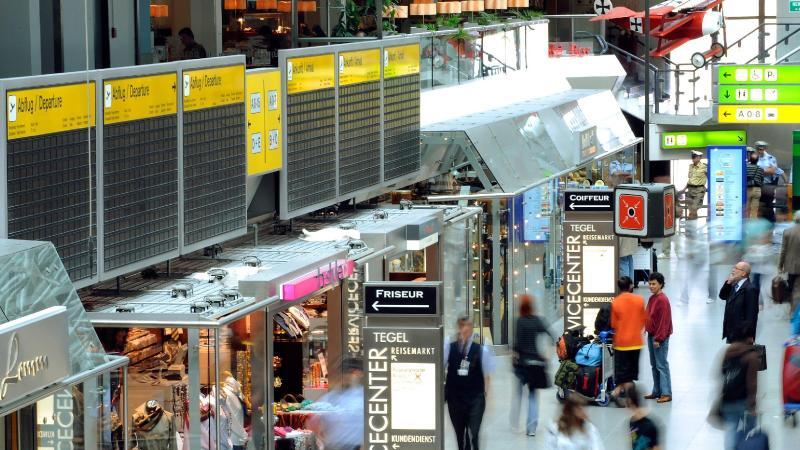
0 306 70 408
6 82 96 140
182 65 245 111
103 73 178 124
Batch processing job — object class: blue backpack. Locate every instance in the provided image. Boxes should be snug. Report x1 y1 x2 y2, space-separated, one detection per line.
575 342 602 367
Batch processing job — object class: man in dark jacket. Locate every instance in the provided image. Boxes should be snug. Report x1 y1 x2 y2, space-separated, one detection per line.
718 261 760 343
717 331 759 450
445 316 495 450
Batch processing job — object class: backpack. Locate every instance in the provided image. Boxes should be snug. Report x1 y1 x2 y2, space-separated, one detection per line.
594 304 612 334
575 365 601 398
554 360 579 390
556 330 590 361
721 351 752 403
575 342 603 367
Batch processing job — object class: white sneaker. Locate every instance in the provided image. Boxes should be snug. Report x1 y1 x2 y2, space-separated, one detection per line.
706 298 715 304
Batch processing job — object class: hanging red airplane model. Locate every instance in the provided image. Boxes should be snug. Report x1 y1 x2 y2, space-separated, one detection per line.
590 0 727 68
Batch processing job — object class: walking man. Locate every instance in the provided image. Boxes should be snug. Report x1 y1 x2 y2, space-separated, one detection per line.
445 316 495 450
779 211 800 313
685 150 707 220
718 262 759 344
745 148 764 219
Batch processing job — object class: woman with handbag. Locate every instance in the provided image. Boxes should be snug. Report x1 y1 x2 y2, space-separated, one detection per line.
511 295 554 436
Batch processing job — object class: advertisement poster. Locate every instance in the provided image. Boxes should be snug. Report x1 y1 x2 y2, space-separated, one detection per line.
523 183 552 242
390 363 436 430
707 146 746 242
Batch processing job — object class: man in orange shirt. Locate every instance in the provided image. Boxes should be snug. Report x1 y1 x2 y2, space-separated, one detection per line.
610 276 648 404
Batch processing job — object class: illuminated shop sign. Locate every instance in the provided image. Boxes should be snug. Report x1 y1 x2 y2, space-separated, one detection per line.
0 306 70 408
281 259 355 301
345 272 364 358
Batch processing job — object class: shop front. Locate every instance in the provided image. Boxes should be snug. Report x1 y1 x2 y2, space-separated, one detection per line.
0 240 129 450
423 88 641 348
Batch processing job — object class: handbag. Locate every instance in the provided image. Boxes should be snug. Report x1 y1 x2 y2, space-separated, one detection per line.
771 273 791 304
735 416 769 450
753 344 767 372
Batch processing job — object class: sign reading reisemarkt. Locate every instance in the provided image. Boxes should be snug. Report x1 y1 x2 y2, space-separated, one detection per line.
364 326 442 450
562 189 618 332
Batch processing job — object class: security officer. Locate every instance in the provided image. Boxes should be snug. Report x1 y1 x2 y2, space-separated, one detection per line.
686 150 707 220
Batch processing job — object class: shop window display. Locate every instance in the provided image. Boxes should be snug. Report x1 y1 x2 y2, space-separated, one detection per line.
388 250 427 281
98 321 259 450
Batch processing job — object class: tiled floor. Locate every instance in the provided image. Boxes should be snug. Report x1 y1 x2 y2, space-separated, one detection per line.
444 237 800 449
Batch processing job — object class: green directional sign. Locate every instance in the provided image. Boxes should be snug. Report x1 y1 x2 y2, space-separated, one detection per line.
718 65 798 84
791 1 800 12
718 84 800 104
661 130 746 149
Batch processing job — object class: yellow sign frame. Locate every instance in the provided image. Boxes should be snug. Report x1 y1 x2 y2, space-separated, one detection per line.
103 73 178 125
384 44 420 79
246 71 282 176
339 49 381 86
7 82 96 140
183 65 245 112
286 54 335 94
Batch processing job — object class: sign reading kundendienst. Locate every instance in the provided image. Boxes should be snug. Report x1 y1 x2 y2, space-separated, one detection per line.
364 326 442 450
0 306 70 408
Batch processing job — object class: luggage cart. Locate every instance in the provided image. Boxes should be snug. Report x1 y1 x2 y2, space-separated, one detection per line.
557 331 615 406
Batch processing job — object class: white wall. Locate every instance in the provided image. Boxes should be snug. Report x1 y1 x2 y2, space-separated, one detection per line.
0 0 41 77
108 0 136 67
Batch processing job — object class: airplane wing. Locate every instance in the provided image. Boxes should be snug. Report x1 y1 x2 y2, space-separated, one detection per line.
651 37 692 57
589 6 638 22
650 13 696 38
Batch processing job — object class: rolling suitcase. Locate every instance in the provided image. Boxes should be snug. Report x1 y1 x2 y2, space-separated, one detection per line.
783 337 800 427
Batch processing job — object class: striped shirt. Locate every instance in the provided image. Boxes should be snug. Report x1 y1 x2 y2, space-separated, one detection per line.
746 162 764 187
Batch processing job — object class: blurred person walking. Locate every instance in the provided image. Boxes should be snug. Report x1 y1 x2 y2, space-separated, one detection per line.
627 385 661 450
445 316 496 450
718 262 759 344
545 396 604 450
312 358 364 450
644 272 673 403
711 330 760 450
745 148 765 219
610 276 647 403
779 211 800 314
511 295 553 436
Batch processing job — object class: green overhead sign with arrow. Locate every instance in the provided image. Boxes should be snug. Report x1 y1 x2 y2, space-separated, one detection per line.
661 130 746 149
718 66 784 84
716 65 800 123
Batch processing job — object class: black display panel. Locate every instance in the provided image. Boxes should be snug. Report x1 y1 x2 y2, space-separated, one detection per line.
383 74 420 181
338 81 380 195
285 88 336 212
6 129 97 281
183 103 247 246
103 116 179 271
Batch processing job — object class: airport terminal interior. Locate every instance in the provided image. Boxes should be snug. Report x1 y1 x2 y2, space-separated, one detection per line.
2 0 800 449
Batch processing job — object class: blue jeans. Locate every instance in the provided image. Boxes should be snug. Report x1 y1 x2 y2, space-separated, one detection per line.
647 335 671 396
620 255 634 280
720 400 754 450
511 377 539 434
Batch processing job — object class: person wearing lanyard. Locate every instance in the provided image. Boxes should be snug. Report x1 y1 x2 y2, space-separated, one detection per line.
445 316 495 450
685 150 707 220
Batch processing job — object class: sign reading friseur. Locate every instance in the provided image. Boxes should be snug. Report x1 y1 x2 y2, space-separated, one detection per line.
0 306 70 408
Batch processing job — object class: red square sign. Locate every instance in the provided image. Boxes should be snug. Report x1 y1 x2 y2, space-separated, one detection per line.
664 191 674 230
618 194 645 231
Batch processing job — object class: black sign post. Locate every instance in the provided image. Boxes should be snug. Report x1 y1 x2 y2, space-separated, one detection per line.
363 281 443 450
364 283 439 316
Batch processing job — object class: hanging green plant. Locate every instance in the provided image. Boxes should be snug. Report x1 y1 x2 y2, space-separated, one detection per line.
511 8 544 20
476 11 500 26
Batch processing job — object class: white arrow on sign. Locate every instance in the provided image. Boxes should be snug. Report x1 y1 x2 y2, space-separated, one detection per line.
392 444 400 450
570 203 610 209
372 301 428 311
